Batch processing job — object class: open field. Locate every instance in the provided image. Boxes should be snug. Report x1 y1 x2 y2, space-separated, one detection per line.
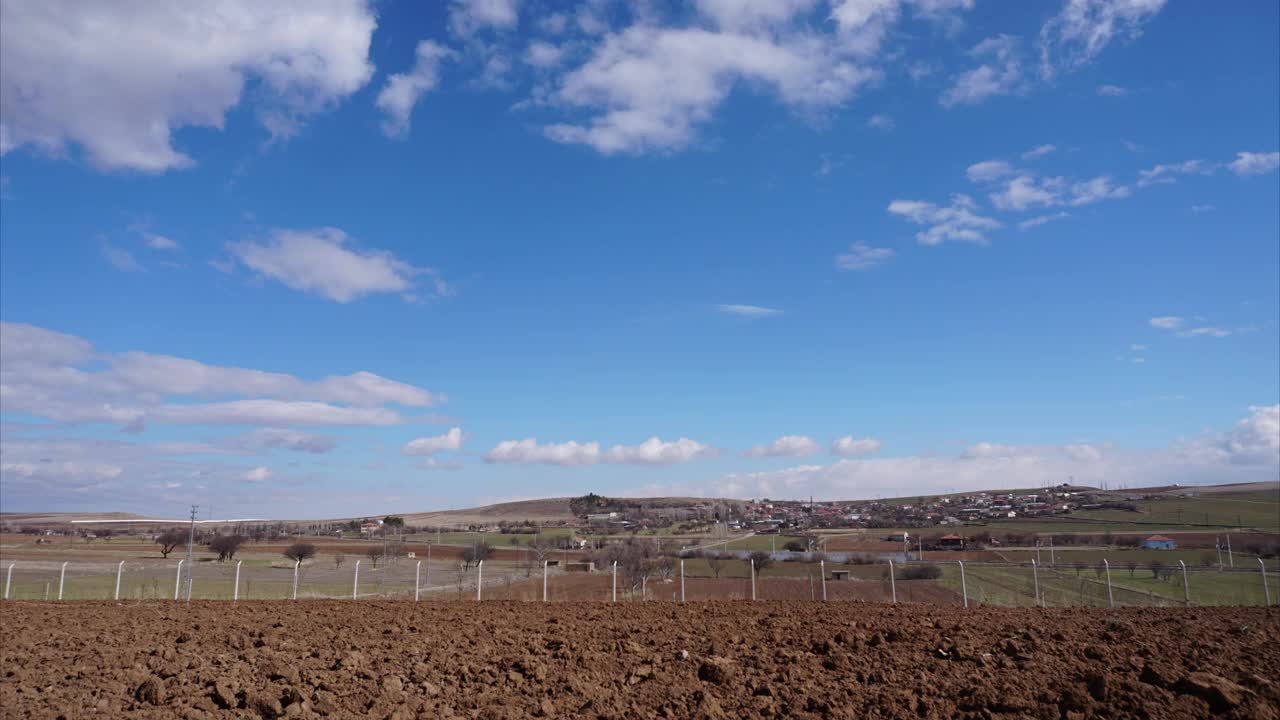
2 602 1277 719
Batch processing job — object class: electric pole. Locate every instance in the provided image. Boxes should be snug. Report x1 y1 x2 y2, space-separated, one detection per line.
186 505 198 601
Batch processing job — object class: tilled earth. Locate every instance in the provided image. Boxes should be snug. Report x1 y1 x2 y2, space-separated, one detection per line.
1 601 1276 719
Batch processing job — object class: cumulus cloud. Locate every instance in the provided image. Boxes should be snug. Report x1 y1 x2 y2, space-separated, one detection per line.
402 427 466 456
989 174 1064 211
1228 151 1280 177
484 438 600 465
0 1 376 172
744 435 819 458
966 160 1015 183
867 113 895 130
716 304 783 318
1149 316 1183 330
941 34 1025 107
144 234 180 251
0 321 440 428
484 435 715 465
1137 159 1210 187
831 435 881 456
376 41 455 138
887 194 1001 245
100 241 144 272
1039 0 1167 78
228 227 450 304
449 0 521 36
243 466 273 483
835 242 894 271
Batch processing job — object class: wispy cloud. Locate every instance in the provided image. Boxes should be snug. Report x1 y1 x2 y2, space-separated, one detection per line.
716 304 782 318
835 242 894 271
1096 84 1127 97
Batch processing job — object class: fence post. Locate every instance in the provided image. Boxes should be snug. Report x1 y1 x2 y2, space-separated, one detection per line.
1049 537 1055 567
1031 559 1040 607
426 544 432 594
612 561 617 603
1216 536 1223 570
352 560 361 600
642 575 647 601
174 559 184 600
234 560 242 601
4 563 13 600
1103 559 1114 608
1179 560 1191 607
1260 558 1271 607
292 560 300 600
680 559 685 603
1226 534 1234 568
820 560 827 602
115 561 124 600
415 561 421 602
750 559 757 601
476 560 483 602
58 561 67 601
958 561 968 608
543 560 548 602
888 560 896 604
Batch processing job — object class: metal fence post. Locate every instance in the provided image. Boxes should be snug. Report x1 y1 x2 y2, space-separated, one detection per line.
1031 559 1040 607
1260 558 1271 607
1049 537 1055 567
888 560 896 604
415 561 422 602
233 560 242 601
750 559 757 601
1179 560 1190 607
680 559 685 603
1103 559 1114 608
1226 534 1234 568
115 561 124 600
476 560 483 602
543 560 548 602
292 559 300 600
58 561 67 601
174 559 184 600
4 563 13 600
353 560 361 600
820 560 827 602
612 561 617 603
958 561 968 608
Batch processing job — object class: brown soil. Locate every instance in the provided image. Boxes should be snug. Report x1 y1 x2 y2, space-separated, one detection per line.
2 602 1277 720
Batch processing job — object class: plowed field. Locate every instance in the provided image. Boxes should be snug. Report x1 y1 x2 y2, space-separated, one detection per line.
2 601 1277 719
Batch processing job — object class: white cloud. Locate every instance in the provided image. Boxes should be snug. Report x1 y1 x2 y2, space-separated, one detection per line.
1148 315 1235 338
1018 212 1069 230
0 321 439 428
144 234 180 251
831 435 881 456
1149 316 1183 330
835 242 894 271
544 21 878 154
233 429 336 454
524 41 567 68
1190 204 1215 213
228 227 449 303
100 241 144 272
1129 343 1146 351
243 466 273 483
0 1 376 172
745 435 819 458
1096 84 1127 96
990 174 1064 211
1176 327 1232 338
1068 175 1131 205
484 438 600 466
887 194 1001 245
867 113 895 130
940 34 1024 107
449 0 521 36
376 41 454 138
716 304 783 318
403 427 466 456
1137 159 1209 187
1228 151 1280 177
604 437 717 465
1039 0 1167 78
965 159 1015 183
1021 143 1056 160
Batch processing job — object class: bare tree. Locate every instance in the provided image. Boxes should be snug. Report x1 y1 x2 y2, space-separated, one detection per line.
749 550 773 573
283 542 317 563
207 535 245 561
705 551 725 579
334 552 345 569
156 529 185 558
462 541 494 570
366 547 384 569
1126 560 1137 577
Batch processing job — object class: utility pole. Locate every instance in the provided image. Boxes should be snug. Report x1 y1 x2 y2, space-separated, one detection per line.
185 505 198 601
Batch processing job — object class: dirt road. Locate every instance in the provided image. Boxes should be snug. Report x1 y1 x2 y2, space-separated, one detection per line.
1 601 1276 719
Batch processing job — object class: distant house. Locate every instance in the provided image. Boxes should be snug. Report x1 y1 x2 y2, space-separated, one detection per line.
937 534 965 550
1143 535 1177 550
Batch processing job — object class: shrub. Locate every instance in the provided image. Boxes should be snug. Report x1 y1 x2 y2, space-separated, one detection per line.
748 551 772 571
283 542 317 563
903 565 943 580
207 535 245 561
783 540 806 552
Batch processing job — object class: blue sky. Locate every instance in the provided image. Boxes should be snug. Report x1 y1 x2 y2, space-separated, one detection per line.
1 0 1277 519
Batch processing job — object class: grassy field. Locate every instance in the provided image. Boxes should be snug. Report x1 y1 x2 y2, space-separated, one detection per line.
1071 492 1279 532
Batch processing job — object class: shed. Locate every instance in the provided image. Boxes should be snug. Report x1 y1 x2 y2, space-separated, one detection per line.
830 570 850 581
1142 535 1177 550
937 534 965 550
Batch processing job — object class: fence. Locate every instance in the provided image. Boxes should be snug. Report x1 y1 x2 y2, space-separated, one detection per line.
2 554 1273 607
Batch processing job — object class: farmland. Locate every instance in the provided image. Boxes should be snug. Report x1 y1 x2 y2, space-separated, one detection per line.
2 601 1277 719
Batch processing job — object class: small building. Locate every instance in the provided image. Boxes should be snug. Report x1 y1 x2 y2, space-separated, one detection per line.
830 570 850 581
1143 535 1177 550
565 561 595 573
937 534 965 550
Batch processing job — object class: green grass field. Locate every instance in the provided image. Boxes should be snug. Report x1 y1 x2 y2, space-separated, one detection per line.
1071 492 1280 532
